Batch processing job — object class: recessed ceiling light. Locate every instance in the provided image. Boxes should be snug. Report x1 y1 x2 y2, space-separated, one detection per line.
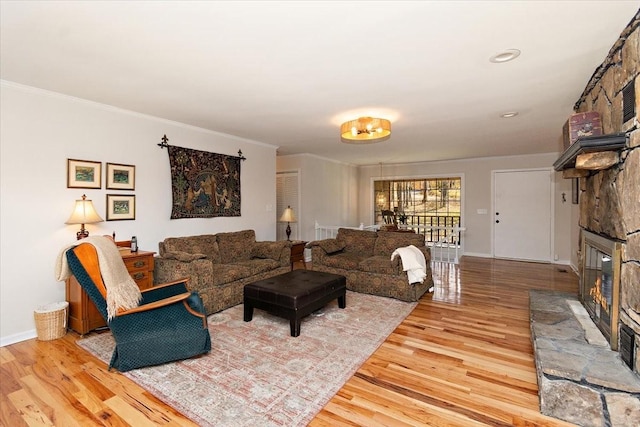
490 49 521 63
501 111 519 118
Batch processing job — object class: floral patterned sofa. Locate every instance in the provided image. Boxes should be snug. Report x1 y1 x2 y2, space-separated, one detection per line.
308 228 433 302
154 230 290 314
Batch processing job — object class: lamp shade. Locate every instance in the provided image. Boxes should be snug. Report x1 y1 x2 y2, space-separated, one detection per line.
279 206 296 223
66 195 103 225
340 117 391 144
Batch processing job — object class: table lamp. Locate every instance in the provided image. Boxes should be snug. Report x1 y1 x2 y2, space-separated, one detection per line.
279 206 296 241
65 194 104 239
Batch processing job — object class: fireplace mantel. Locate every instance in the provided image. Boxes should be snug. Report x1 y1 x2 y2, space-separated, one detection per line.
553 132 628 171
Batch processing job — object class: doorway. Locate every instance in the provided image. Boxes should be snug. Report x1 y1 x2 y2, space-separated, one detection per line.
493 168 553 262
276 171 300 241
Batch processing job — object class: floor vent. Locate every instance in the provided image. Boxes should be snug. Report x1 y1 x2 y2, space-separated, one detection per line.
622 77 636 124
619 322 635 370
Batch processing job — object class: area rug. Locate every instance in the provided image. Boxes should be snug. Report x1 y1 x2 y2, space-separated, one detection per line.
77 291 417 427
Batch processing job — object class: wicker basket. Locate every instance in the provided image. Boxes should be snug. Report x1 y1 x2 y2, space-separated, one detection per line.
34 301 69 341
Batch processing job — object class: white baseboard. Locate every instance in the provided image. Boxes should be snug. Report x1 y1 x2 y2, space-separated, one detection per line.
1 329 37 347
459 251 493 258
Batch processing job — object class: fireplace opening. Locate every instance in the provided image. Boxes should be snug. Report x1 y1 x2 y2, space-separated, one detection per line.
580 230 622 350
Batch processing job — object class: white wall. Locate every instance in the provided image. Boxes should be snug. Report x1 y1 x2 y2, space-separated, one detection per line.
277 154 359 241
357 154 573 261
0 81 278 344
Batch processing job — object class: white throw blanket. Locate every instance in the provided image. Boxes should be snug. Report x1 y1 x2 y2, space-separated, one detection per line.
55 236 142 320
391 245 427 285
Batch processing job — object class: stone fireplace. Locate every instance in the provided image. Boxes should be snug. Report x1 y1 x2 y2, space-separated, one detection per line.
559 9 640 375
534 10 640 426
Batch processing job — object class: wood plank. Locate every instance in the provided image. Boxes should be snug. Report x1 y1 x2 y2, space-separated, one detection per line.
7 389 54 427
575 151 619 169
0 347 15 364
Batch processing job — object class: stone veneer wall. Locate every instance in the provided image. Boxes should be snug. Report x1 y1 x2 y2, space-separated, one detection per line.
572 10 640 373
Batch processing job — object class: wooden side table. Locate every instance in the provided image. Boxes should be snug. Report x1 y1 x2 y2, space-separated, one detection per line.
66 248 155 335
290 241 307 271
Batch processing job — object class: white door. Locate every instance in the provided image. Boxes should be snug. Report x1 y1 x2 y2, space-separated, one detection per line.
493 169 553 262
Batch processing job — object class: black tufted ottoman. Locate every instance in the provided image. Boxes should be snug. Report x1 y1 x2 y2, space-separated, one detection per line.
243 270 346 337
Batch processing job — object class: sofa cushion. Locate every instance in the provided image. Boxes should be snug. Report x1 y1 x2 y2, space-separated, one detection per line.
211 263 253 286
374 231 425 257
321 253 364 270
358 255 397 275
336 228 377 256
252 241 286 260
162 251 208 262
318 239 346 255
216 230 256 263
232 259 280 275
162 235 221 263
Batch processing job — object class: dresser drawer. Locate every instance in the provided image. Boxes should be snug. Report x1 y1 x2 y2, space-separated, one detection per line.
132 271 153 290
124 255 154 273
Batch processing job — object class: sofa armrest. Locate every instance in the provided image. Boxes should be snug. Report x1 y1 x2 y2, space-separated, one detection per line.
153 257 213 291
310 245 326 265
420 245 432 264
308 238 346 254
308 238 342 265
393 246 431 272
253 241 289 267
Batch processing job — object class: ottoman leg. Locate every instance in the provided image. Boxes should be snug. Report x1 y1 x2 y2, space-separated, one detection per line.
244 302 254 322
338 293 346 309
290 316 301 337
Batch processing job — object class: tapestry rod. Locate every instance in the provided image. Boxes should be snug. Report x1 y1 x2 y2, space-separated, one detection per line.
157 134 170 149
158 134 247 161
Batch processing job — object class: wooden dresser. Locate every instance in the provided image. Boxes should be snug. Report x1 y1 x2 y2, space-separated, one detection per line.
66 248 155 335
290 241 307 270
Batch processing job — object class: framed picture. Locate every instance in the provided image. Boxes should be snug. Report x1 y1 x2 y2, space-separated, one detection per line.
67 159 101 189
106 162 135 190
106 194 136 221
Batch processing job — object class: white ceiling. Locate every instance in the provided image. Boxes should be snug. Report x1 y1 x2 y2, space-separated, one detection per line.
2 1 638 165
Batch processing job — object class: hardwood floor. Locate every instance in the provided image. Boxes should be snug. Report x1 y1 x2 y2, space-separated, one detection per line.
1 257 579 426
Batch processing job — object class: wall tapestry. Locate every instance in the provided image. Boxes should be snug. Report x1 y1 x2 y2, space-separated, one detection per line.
167 145 241 219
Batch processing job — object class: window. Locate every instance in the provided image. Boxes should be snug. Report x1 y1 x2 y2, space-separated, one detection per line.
374 177 461 245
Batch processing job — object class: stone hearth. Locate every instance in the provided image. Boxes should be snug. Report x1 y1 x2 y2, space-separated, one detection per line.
530 290 640 427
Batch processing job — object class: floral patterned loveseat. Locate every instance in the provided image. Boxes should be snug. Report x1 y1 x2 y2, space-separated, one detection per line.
154 230 290 314
308 228 433 302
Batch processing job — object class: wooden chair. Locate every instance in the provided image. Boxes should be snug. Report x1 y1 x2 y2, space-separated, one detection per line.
381 210 397 225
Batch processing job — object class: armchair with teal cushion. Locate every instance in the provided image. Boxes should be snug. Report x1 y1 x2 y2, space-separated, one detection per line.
66 243 211 372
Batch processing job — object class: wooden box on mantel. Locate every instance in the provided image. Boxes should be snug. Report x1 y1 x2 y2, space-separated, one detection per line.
563 111 602 149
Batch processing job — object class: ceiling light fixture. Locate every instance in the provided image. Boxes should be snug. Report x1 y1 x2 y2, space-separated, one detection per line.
489 49 521 63
340 117 391 144
501 111 519 118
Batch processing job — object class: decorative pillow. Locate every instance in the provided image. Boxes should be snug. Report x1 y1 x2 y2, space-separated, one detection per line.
318 239 346 254
162 251 208 262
